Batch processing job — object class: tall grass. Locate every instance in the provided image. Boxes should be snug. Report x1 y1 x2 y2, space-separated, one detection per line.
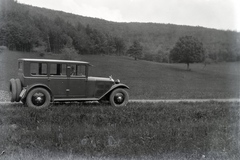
0 102 239 159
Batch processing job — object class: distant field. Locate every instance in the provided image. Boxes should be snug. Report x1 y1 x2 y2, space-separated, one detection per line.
0 50 240 99
0 102 239 159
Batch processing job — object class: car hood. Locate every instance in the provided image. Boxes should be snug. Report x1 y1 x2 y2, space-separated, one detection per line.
88 76 114 82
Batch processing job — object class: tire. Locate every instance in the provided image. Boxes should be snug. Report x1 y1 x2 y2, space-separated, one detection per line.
110 88 129 107
15 79 22 102
9 78 17 102
26 87 51 109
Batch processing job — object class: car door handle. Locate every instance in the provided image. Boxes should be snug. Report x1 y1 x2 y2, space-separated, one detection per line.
66 89 70 92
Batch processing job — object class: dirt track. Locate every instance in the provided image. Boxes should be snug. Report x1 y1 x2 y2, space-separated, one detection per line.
0 99 239 105
130 98 240 103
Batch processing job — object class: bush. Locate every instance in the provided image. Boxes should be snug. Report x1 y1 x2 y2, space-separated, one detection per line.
0 46 8 53
60 47 80 60
39 52 45 57
32 45 47 53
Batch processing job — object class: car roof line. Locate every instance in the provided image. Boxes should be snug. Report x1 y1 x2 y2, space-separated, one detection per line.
18 58 90 65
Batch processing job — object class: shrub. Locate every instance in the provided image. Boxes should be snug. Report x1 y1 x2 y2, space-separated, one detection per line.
33 46 47 53
39 52 45 57
60 47 80 60
0 46 8 53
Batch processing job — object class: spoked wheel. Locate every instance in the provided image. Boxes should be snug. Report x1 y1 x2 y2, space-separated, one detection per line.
110 88 129 107
26 88 51 109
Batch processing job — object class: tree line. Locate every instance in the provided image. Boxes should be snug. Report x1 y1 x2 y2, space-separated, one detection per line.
0 0 126 55
0 0 240 63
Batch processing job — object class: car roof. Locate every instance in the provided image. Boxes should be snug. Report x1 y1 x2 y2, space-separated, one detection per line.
18 58 90 65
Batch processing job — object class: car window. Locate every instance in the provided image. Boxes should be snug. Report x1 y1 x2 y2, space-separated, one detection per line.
50 63 66 76
18 61 23 70
77 65 86 76
61 64 67 75
30 63 47 76
70 64 86 77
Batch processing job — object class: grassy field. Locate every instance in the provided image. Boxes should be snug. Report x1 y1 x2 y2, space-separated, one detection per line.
0 102 239 159
0 50 240 99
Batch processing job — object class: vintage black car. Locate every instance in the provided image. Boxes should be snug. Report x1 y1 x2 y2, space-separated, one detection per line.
9 58 129 109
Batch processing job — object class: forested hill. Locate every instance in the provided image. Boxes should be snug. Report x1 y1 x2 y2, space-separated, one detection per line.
0 0 240 62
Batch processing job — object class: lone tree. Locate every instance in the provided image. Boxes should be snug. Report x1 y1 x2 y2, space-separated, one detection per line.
127 40 143 60
170 36 205 70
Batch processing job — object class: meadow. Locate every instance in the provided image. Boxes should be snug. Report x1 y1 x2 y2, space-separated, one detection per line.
0 102 239 159
0 50 240 100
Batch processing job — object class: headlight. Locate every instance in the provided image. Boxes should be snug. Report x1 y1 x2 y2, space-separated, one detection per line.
115 79 120 84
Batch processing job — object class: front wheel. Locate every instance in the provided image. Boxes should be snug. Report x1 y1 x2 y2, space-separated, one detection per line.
110 88 129 107
26 88 51 109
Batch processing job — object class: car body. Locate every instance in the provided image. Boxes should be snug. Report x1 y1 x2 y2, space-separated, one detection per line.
9 58 129 109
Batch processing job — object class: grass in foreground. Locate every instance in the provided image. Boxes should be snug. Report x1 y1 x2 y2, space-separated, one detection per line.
0 102 239 159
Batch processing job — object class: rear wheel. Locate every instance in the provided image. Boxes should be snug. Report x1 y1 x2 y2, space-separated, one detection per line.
110 88 129 107
26 88 51 109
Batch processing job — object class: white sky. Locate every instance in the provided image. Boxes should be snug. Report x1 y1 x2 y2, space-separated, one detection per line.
17 0 240 31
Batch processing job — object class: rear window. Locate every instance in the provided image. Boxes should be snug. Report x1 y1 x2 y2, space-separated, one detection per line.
30 63 47 76
18 61 23 70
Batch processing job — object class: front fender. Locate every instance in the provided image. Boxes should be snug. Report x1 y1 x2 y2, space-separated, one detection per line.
21 84 52 100
99 83 129 100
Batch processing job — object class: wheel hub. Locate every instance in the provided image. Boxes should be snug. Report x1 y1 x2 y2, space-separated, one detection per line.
32 92 46 106
114 93 124 104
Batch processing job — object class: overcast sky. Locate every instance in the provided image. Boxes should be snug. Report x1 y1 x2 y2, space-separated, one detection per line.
17 0 240 31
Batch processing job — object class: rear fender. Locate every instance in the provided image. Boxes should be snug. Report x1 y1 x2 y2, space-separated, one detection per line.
99 83 129 100
21 84 53 101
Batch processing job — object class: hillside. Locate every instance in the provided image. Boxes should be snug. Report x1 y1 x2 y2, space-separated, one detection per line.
0 0 240 62
23 1 240 60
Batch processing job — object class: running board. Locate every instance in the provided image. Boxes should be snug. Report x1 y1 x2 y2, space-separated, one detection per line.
54 98 99 102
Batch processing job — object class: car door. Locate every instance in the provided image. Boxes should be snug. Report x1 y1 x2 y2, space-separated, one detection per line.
48 63 68 98
67 64 87 98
